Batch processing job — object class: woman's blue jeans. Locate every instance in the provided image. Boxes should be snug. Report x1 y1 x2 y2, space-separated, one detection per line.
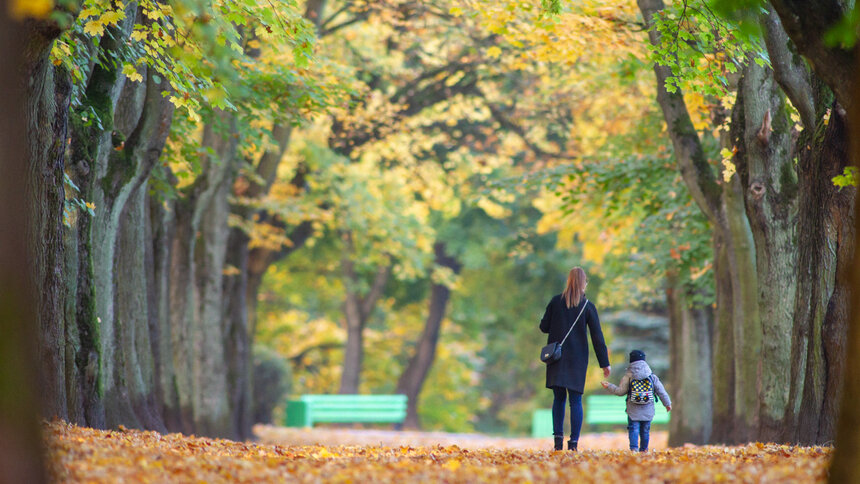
551 387 583 441
627 417 651 451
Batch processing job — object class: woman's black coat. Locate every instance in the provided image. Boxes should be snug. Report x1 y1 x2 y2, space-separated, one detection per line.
540 294 610 393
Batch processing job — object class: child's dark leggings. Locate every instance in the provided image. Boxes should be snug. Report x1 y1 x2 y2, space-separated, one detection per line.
627 417 651 451
551 387 583 441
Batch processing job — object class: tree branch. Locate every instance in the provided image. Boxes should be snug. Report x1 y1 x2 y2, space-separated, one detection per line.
329 59 480 156
761 5 816 129
478 89 577 161
637 0 720 221
360 264 391 320
769 0 856 110
321 13 370 37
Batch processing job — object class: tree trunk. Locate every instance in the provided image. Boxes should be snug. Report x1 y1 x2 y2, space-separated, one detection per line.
340 310 365 395
167 111 240 438
3 8 48 482
338 243 391 394
666 272 713 445
827 73 860 484
396 243 461 429
734 59 797 442
25 18 70 423
709 232 735 442
788 104 854 444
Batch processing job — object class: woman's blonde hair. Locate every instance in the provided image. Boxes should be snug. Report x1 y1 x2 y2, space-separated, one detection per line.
562 267 587 308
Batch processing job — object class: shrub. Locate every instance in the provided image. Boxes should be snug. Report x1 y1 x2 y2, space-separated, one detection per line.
252 345 291 424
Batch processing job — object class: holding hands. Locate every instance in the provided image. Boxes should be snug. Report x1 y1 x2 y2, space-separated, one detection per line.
600 380 610 389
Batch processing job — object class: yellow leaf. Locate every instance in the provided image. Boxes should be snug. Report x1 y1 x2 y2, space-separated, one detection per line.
122 64 143 83
99 10 125 25
79 7 100 19
83 20 105 37
487 46 502 58
131 30 148 41
449 6 463 16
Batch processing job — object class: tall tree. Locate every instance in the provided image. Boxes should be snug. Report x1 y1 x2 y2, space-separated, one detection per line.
639 0 855 444
829 68 860 484
2 1 48 481
396 243 461 428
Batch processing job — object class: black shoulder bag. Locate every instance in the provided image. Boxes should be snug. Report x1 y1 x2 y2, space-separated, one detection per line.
540 298 589 364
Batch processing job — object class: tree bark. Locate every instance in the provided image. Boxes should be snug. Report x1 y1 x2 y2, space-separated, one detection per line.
786 103 854 444
709 232 735 442
735 58 797 442
666 272 713 445
828 72 860 484
25 16 70 423
2 7 48 482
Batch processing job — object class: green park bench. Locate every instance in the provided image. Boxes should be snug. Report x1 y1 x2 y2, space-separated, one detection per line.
585 395 670 425
285 394 408 428
531 394 670 437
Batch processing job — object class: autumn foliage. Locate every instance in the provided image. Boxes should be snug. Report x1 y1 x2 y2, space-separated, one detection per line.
47 421 830 483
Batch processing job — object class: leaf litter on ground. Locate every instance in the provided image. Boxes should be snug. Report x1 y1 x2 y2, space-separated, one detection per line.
46 421 831 483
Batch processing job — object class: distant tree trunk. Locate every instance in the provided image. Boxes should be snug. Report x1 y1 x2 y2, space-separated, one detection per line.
666 272 713 445
709 233 735 442
223 123 293 437
339 235 391 394
396 243 461 429
828 70 860 484
165 111 240 438
3 7 47 482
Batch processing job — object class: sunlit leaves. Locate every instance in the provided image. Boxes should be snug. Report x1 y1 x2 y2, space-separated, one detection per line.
720 147 737 182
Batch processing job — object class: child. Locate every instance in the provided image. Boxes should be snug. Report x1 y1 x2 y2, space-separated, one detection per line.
600 350 671 452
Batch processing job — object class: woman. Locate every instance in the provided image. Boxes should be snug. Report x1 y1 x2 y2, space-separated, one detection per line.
539 267 610 451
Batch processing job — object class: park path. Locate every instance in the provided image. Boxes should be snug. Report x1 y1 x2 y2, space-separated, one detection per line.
254 425 668 450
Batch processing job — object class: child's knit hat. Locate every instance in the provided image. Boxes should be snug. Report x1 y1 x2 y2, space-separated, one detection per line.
629 350 646 363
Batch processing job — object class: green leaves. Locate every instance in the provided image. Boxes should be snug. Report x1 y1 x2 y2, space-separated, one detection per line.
833 166 858 189
650 0 766 98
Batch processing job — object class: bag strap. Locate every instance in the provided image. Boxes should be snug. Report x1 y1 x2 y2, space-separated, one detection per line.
559 298 589 347
649 374 659 403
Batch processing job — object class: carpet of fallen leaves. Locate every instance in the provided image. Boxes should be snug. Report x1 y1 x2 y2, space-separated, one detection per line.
254 424 668 450
47 421 831 483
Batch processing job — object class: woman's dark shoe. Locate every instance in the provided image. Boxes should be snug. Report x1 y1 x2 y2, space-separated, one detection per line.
568 440 578 451
553 435 564 451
